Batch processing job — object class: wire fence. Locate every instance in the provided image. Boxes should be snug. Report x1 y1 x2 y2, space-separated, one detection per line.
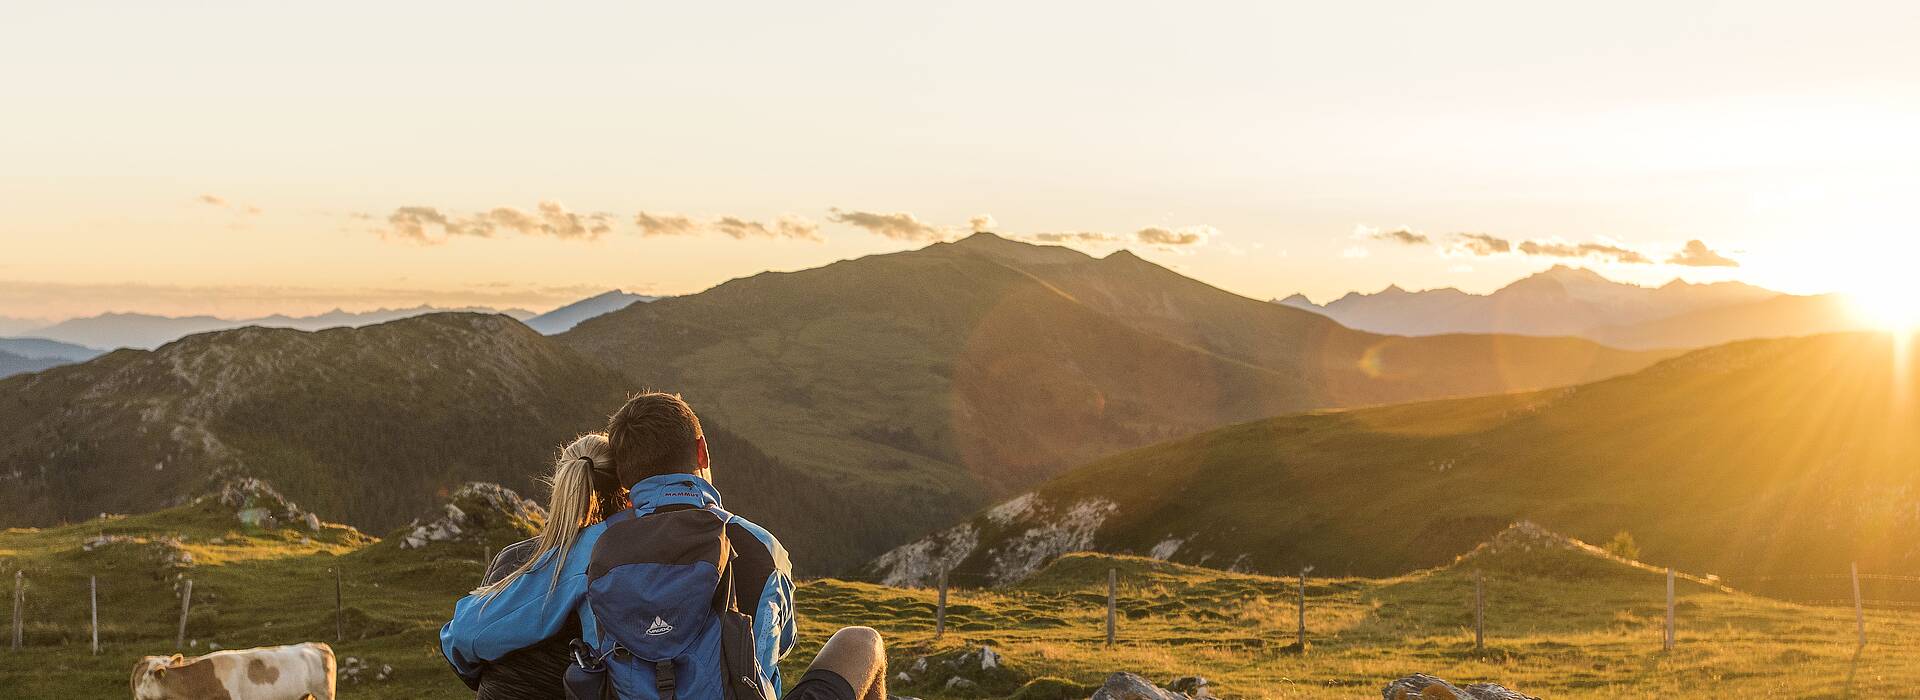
2 546 1909 659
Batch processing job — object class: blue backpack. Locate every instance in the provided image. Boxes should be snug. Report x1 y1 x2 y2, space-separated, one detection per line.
564 505 775 700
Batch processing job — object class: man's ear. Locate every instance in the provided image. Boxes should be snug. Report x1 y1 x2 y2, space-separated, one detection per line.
695 435 711 472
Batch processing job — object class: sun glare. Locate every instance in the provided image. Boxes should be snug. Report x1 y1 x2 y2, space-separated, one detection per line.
1848 279 1920 335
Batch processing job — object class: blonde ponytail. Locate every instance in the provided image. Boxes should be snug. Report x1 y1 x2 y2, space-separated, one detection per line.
476 433 618 598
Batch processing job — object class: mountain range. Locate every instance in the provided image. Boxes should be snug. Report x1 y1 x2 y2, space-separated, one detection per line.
18 305 539 351
521 290 657 334
867 331 1920 598
0 338 104 379
0 234 1672 573
1277 265 1866 349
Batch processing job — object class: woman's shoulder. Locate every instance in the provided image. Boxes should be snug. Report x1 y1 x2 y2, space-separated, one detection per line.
481 537 541 585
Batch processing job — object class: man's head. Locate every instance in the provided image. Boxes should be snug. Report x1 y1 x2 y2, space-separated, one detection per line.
606 392 709 489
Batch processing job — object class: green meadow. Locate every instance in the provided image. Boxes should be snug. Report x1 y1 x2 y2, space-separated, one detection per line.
2 495 1915 699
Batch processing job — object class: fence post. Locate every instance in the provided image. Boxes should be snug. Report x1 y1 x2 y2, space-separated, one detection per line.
1851 562 1866 648
1105 568 1117 647
1474 571 1485 653
176 580 193 649
11 571 21 650
1663 567 1675 651
332 567 344 643
1296 567 1308 649
90 576 99 655
934 568 948 640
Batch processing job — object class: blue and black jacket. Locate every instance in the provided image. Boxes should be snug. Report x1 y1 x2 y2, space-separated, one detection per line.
442 473 797 694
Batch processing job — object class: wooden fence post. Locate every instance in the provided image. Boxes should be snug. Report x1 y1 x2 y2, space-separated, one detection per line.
1663 567 1675 651
1474 571 1485 653
1296 568 1308 649
1105 568 1117 647
332 567 344 643
1852 562 1866 648
934 568 948 640
11 571 21 650
90 576 99 655
176 580 193 649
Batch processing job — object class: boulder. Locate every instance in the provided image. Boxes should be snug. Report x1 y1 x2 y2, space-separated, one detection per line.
1166 676 1211 698
1091 672 1184 700
1383 674 1538 700
399 482 545 549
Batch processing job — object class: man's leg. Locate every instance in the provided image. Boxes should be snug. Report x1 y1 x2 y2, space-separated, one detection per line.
787 627 886 700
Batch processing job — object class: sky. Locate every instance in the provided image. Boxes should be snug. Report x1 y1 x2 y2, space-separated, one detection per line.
2 1 1917 322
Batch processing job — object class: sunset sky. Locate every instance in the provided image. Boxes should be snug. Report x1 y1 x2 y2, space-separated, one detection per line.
2 1 1916 321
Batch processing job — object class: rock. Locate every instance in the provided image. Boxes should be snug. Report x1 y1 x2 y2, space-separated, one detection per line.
1091 672 1184 700
1382 674 1538 700
944 677 978 692
399 482 545 549
1460 683 1539 700
201 477 317 531
979 645 1000 670
1166 676 1211 698
911 657 928 673
303 512 322 531
894 672 913 684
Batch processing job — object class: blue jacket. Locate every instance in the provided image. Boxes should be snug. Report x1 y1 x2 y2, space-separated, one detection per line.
441 474 797 692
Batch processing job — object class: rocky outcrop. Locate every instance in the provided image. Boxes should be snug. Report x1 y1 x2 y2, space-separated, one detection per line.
1382 674 1538 700
197 477 322 531
1090 672 1184 700
398 482 544 549
865 493 1120 587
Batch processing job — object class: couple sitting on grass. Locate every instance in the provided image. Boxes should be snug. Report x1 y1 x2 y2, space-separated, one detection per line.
441 393 887 700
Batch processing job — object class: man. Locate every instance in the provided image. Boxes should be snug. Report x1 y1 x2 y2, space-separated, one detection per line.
443 393 887 700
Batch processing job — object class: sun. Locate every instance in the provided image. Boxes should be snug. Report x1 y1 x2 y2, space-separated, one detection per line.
1847 274 1920 335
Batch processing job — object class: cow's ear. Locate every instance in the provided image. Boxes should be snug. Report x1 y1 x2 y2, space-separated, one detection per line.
168 654 184 665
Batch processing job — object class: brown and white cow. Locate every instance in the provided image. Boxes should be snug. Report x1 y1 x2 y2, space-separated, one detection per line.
130 642 335 700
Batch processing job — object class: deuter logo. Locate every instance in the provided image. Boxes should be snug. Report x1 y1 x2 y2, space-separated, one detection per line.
646 616 674 636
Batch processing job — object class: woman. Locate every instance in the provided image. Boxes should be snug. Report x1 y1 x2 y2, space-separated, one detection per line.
451 433 625 700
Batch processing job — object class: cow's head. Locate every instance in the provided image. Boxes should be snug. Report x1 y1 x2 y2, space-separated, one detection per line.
129 654 184 700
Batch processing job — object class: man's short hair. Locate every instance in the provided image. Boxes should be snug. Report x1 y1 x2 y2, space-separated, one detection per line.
606 392 704 488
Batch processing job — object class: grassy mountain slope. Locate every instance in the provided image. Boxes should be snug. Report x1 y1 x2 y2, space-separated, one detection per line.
872 332 1920 600
561 235 1675 568
0 313 898 574
1588 293 1867 350
3 490 1914 699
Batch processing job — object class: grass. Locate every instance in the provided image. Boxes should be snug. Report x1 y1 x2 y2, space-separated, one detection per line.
2 501 1917 699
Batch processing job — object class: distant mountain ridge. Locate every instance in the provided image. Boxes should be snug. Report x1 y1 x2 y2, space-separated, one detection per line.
24 305 538 350
559 233 1675 569
0 338 105 379
522 290 658 334
2 235 1677 574
867 331 1920 598
1276 265 1836 348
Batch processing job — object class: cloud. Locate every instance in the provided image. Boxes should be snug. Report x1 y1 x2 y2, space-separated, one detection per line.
379 201 614 242
712 215 823 241
1026 231 1125 244
1135 225 1217 247
1517 240 1651 264
634 211 822 241
827 208 952 241
385 206 492 241
1453 232 1512 255
633 212 701 237
969 214 998 233
197 193 262 214
1356 224 1430 246
1667 239 1739 267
